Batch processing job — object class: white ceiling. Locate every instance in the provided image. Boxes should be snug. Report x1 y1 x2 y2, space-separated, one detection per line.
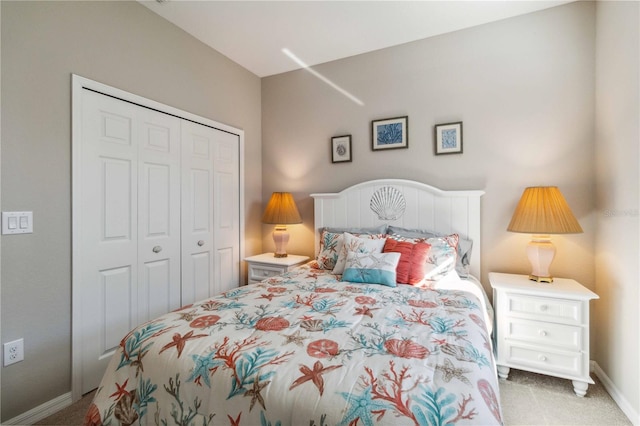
140 0 573 77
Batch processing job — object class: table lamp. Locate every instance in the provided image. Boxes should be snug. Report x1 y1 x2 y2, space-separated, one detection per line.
507 186 583 283
262 192 302 258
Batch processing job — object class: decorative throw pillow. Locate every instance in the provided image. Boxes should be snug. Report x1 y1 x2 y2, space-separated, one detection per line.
342 251 401 287
316 228 388 270
388 233 458 281
423 235 458 281
316 230 343 270
332 232 386 275
387 226 472 277
383 239 431 285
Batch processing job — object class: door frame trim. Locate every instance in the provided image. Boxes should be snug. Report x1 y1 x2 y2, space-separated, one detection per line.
71 74 245 401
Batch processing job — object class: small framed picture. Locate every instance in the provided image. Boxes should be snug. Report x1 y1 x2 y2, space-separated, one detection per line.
331 135 352 163
434 121 463 155
372 116 408 151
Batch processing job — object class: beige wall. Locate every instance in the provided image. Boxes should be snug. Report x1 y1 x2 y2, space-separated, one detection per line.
262 2 596 292
0 1 262 420
594 1 640 421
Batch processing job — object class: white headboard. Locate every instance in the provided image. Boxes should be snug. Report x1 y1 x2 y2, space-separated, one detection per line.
310 179 484 278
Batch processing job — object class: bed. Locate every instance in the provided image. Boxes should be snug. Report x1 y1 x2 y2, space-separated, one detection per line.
84 179 502 426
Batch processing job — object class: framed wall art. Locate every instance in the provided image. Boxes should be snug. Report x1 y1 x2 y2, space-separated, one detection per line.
371 116 408 151
331 135 352 163
434 121 463 155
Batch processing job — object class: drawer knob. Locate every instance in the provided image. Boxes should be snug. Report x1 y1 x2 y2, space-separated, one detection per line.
198 240 205 247
538 355 547 362
262 271 269 276
539 305 548 311
539 330 547 337
152 246 162 253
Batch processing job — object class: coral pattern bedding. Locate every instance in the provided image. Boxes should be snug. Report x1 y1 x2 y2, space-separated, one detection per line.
85 263 502 426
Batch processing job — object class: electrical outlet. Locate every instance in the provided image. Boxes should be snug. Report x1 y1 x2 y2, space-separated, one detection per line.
4 338 24 366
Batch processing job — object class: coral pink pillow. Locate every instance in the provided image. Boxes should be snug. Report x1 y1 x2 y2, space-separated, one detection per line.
383 239 431 285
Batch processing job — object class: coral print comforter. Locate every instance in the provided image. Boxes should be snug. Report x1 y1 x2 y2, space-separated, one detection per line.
85 264 502 426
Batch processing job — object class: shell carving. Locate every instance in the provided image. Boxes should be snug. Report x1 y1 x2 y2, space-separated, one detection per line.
370 186 406 220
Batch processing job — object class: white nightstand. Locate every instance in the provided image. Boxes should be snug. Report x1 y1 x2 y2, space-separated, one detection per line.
489 272 599 397
244 253 310 284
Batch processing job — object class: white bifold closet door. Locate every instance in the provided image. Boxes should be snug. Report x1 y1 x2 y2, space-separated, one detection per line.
181 121 240 305
78 89 239 394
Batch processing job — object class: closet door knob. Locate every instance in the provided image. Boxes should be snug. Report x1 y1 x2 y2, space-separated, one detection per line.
152 246 162 253
197 240 205 247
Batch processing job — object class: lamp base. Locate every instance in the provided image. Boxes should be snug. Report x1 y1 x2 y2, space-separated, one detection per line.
526 235 555 283
272 225 290 258
529 274 554 283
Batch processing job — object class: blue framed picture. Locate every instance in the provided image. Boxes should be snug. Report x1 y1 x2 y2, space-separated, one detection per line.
434 121 463 155
371 116 408 151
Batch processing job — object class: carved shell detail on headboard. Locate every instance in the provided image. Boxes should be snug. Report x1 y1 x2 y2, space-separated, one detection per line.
370 186 406 221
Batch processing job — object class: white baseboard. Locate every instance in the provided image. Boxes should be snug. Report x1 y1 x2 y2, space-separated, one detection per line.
592 361 640 425
4 392 72 425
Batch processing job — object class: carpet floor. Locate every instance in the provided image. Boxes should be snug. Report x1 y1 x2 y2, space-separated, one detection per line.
500 369 631 425
34 369 631 425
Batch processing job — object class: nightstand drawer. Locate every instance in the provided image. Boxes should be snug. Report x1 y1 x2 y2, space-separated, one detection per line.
506 293 582 325
506 318 582 351
249 264 286 282
505 342 584 377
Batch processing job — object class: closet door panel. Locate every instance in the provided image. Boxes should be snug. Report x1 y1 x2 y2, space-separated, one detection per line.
184 252 212 303
142 260 171 320
137 109 181 323
181 121 215 305
215 248 234 295
80 91 139 393
102 266 133 353
213 132 241 293
192 169 212 232
102 158 133 241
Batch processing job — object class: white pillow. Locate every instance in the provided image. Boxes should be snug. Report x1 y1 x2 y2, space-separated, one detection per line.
332 232 386 275
423 235 457 281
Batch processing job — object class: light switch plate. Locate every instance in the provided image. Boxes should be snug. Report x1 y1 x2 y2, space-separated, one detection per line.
2 211 33 234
